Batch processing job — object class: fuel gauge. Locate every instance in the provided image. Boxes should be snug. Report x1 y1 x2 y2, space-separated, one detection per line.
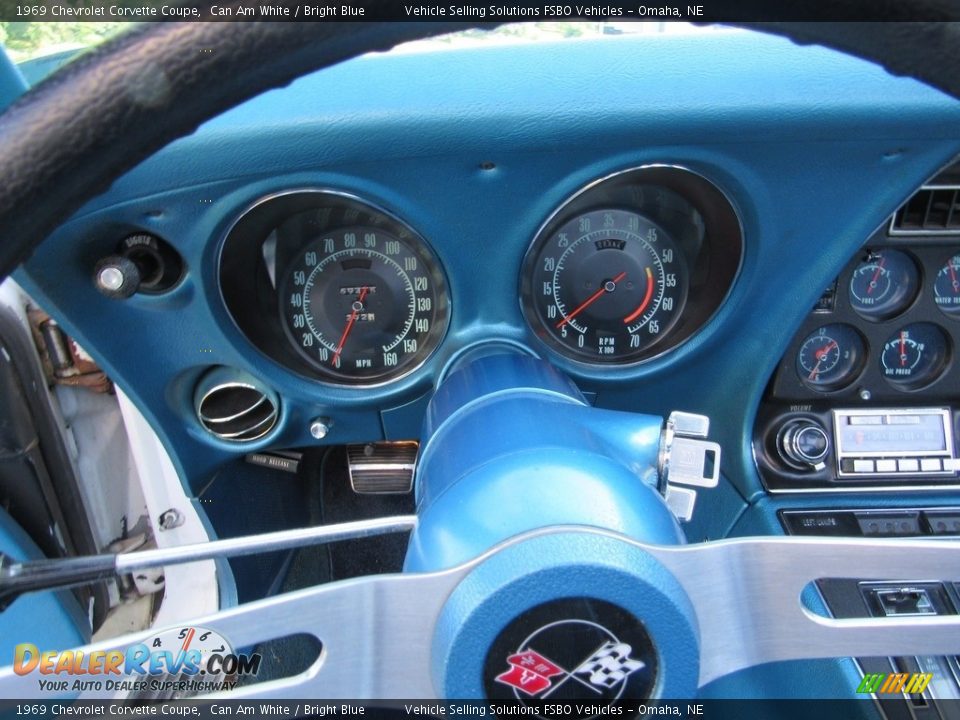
848 249 919 321
796 323 866 391
880 323 950 390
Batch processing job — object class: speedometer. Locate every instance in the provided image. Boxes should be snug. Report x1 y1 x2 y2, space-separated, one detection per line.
521 208 688 363
279 225 448 384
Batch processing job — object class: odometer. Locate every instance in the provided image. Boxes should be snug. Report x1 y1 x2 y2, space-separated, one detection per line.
521 208 688 364
279 226 448 384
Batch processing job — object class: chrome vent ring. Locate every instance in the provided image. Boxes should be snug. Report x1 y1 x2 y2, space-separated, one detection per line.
194 368 279 442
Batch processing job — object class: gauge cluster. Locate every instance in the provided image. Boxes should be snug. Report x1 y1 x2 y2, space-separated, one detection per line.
757 227 960 492
219 169 743 393
772 245 960 400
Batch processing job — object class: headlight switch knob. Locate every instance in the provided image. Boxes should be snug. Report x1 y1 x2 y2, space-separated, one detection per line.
94 255 141 299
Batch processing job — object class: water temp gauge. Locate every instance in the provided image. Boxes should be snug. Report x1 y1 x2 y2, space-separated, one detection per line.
848 249 919 320
934 254 960 316
880 323 950 390
796 323 866 391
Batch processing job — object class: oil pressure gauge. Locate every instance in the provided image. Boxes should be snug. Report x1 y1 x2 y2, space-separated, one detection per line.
880 322 950 390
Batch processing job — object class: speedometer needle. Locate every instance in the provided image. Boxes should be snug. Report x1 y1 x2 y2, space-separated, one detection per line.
555 271 627 330
331 286 369 366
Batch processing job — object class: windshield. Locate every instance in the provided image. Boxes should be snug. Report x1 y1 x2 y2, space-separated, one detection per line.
3 20 734 86
1 21 127 62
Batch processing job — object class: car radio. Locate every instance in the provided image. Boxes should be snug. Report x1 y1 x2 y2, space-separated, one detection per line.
756 405 960 492
834 408 958 478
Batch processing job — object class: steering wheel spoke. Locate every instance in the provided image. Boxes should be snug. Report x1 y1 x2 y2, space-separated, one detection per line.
0 567 466 700
0 530 956 700
646 535 960 687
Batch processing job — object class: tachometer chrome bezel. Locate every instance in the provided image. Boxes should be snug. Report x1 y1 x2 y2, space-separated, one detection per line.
519 164 744 371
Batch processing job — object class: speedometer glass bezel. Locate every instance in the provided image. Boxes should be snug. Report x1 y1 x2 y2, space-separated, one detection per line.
219 190 450 386
520 165 743 368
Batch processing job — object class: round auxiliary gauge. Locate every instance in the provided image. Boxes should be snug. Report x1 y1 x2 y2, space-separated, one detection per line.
279 226 448 384
880 323 950 390
796 324 866 391
933 254 960 316
848 248 919 321
521 208 687 363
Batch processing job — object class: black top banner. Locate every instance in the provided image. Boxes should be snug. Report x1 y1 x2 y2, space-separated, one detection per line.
1 0 959 22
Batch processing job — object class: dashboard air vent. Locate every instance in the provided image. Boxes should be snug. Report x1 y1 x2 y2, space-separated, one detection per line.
194 368 278 442
890 186 960 235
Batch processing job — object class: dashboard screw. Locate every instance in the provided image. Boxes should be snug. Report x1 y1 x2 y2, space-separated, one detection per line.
859 388 872 401
158 508 184 531
310 418 332 440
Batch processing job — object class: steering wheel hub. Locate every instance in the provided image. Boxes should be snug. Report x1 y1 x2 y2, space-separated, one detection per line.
432 531 700 700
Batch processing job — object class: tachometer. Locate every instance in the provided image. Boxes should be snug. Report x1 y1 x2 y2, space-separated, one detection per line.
279 226 448 384
521 208 687 363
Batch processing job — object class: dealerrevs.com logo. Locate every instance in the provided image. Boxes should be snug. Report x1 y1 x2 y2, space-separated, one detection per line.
14 626 261 694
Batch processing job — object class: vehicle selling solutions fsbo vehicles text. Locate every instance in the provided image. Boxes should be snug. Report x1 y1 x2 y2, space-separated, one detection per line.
402 5 703 17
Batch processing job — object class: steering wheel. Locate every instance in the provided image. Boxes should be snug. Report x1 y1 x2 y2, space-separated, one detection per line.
1 12 960 701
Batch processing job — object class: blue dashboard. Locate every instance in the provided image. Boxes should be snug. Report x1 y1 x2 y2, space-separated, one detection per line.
5 24 960 704
16 31 960 511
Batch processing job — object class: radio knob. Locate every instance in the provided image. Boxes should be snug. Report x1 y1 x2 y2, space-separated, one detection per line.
779 420 830 470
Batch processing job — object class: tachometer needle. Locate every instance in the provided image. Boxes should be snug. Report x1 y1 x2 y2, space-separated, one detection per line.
331 286 369 366
555 271 627 330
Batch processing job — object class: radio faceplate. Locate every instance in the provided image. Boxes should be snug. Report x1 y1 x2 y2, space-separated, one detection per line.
755 405 960 492
834 408 957 479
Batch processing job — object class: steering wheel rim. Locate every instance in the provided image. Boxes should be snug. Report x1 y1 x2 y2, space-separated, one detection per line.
2 15 960 282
